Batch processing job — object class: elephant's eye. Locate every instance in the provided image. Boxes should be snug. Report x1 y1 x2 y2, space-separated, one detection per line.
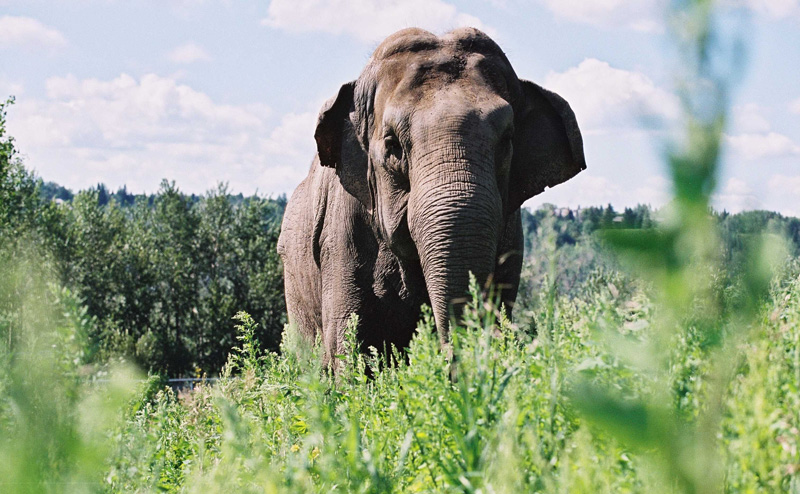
384 134 403 160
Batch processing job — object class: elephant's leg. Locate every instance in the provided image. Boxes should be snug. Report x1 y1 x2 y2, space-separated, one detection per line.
283 265 323 341
317 189 385 370
320 264 363 371
279 174 326 343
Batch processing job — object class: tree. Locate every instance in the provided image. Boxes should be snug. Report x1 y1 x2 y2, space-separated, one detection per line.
145 180 201 375
0 98 39 233
601 204 617 228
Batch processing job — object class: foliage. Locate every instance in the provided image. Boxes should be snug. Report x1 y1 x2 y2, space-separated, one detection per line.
0 97 41 238
518 206 800 310
3 165 285 377
3 225 798 493
28 181 287 376
3 205 800 493
95 265 799 493
0 244 141 494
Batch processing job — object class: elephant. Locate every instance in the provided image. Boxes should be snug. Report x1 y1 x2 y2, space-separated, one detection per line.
277 27 585 367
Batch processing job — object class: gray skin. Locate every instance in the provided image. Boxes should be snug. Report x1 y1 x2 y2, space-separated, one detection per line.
277 28 585 367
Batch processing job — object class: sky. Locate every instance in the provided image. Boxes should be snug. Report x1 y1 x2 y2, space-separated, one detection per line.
0 0 798 216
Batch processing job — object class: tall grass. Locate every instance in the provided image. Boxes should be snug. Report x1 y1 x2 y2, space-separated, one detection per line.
3 247 797 492
88 257 796 493
0 246 141 493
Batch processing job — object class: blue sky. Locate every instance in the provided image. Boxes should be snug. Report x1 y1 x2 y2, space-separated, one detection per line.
1 0 798 215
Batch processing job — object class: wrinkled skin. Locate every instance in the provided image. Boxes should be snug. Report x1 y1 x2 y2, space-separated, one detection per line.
278 28 585 367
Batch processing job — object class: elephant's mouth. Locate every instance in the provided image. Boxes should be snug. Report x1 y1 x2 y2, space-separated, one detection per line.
396 251 427 304
388 213 419 261
392 235 426 304
384 211 428 302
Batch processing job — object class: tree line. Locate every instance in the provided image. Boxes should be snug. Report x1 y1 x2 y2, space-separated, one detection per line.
522 203 800 261
4 179 287 376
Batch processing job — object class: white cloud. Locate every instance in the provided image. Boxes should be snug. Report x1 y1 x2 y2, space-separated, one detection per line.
0 78 24 98
725 132 800 160
767 174 800 194
527 173 622 209
264 111 318 158
726 101 800 162
734 0 800 18
0 15 67 50
481 0 509 8
538 0 666 32
713 177 761 212
766 174 800 217
261 0 490 43
731 103 771 133
540 0 800 29
544 58 680 132
632 175 671 207
790 97 800 115
6 73 316 195
167 42 211 64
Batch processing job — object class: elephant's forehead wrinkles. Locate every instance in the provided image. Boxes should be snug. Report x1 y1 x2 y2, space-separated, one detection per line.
377 54 514 106
404 56 469 88
371 27 506 62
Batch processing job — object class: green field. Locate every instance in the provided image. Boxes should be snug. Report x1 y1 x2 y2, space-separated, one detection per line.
2 238 799 493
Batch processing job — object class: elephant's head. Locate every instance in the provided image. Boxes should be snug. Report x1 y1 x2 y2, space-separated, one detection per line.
315 28 585 342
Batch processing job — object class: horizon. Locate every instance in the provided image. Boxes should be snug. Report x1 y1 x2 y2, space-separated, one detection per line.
35 177 800 220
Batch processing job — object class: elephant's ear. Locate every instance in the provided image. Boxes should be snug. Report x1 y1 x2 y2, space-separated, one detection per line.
314 81 372 211
508 80 585 212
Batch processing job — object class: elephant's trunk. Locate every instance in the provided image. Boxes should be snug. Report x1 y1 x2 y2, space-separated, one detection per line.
408 157 503 346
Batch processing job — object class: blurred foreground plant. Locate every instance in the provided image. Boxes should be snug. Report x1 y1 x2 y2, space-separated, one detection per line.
0 246 141 493
568 1 791 493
